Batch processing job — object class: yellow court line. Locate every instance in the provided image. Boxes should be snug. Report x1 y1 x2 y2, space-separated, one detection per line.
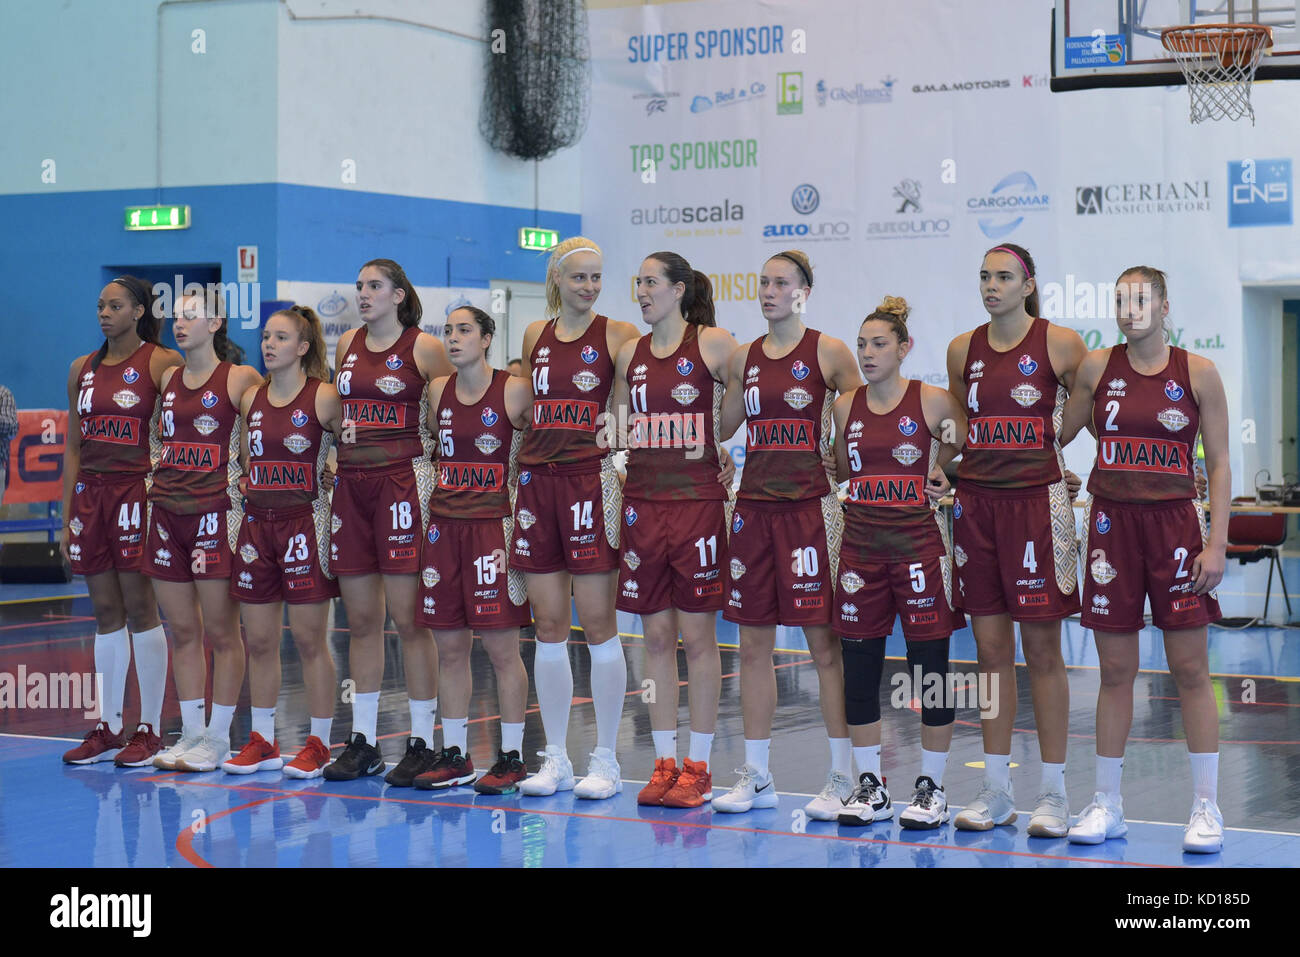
0 593 86 606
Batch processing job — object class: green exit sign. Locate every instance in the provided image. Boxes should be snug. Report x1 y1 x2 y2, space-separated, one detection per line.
124 205 191 231
518 227 559 251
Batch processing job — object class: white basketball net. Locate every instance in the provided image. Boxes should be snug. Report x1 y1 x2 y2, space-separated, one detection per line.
1162 25 1273 125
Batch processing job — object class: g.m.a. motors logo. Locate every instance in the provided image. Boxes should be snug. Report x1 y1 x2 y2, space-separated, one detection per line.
1228 159 1292 227
967 170 1050 239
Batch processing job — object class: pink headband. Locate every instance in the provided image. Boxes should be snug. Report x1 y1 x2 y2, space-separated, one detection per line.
990 246 1032 279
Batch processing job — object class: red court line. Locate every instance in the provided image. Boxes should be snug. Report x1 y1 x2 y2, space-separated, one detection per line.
164 776 1172 869
174 793 296 868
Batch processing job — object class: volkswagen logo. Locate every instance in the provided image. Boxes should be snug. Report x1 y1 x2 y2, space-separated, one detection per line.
791 183 820 215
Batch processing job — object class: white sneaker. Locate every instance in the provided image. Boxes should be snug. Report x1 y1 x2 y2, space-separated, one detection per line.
899 775 950 830
805 769 856 822
153 731 204 770
574 747 622 800
176 734 231 773
836 772 892 826
953 780 1017 830
713 764 779 813
519 745 575 796
1068 791 1127 844
1027 790 1070 838
1182 797 1224 854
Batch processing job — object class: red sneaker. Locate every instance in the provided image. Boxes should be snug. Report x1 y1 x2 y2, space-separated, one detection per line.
414 746 475 790
222 731 284 774
474 749 527 794
637 756 679 806
283 735 331 779
662 758 712 808
114 724 163 767
62 722 127 765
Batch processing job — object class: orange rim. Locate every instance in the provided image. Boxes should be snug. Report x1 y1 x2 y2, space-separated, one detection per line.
1162 23 1272 67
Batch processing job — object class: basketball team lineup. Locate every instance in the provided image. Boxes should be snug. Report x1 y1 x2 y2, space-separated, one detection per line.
59 236 1231 857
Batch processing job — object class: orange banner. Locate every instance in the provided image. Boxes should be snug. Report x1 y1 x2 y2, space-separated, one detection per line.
6 410 67 504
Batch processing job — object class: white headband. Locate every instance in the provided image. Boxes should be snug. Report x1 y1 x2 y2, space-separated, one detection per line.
556 246 599 265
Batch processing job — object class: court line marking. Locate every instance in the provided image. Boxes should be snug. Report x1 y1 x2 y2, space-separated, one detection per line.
174 793 296 868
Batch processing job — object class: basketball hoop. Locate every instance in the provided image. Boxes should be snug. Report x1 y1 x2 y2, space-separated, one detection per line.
1161 23 1273 124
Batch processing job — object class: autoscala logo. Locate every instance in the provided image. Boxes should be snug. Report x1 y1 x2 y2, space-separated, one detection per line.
967 170 1049 238
866 179 951 240
630 199 744 226
814 76 895 105
763 183 848 241
690 80 766 113
912 77 1010 93
1227 158 1292 227
1075 179 1210 215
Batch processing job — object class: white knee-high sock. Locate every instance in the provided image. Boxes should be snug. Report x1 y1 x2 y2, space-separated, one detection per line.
533 639 573 753
94 627 130 734
131 625 169 731
587 637 627 754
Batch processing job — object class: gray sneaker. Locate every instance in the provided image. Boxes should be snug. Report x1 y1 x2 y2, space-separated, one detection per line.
176 733 231 773
954 781 1017 830
153 731 205 770
1028 790 1070 838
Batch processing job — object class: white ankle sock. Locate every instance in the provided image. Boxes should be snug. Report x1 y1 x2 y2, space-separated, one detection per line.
409 697 437 745
1096 755 1124 801
651 729 677 760
1189 751 1218 802
351 691 379 742
920 748 948 786
252 707 276 743
985 753 1012 790
853 745 881 778
688 731 713 766
443 716 468 754
179 698 206 738
744 738 771 776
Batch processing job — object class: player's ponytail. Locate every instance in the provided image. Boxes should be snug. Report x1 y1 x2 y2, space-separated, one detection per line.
361 258 423 328
268 305 330 382
864 295 911 343
985 243 1039 317
93 276 157 370
646 252 716 327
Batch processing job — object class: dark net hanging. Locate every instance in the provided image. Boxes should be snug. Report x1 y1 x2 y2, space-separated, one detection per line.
480 0 591 161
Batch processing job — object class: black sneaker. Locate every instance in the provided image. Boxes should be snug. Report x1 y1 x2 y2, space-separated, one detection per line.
322 731 385 781
413 745 476 790
474 749 527 794
384 736 439 787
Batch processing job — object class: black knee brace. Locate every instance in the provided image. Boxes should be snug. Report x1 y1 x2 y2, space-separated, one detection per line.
905 637 955 727
841 636 886 725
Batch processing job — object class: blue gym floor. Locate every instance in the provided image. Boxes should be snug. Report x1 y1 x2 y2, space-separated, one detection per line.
1 556 1297 868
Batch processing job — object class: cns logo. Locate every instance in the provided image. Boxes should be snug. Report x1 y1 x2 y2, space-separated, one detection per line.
967 170 1050 238
791 184 820 214
1228 158 1292 227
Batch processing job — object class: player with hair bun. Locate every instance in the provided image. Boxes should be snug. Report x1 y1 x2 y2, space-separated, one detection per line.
61 277 183 767
1060 265 1230 853
832 296 967 828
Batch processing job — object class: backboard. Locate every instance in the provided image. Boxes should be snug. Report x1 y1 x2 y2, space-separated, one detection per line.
1051 0 1300 90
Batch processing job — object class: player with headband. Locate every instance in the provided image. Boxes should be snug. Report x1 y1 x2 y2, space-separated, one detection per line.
832 296 966 828
514 237 641 800
713 250 864 819
1059 266 1229 853
944 243 1086 836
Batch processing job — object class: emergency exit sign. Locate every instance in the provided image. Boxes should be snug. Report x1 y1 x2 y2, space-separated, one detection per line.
124 205 191 231
518 227 559 251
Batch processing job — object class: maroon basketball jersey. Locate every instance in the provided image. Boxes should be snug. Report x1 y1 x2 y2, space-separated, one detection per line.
1087 346 1199 502
430 370 520 519
518 315 613 468
151 362 241 514
335 325 431 470
958 317 1065 488
76 342 162 475
624 326 724 502
842 380 944 559
738 328 832 502
245 379 333 509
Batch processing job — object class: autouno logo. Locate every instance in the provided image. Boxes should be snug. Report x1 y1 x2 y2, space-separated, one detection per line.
50 887 151 937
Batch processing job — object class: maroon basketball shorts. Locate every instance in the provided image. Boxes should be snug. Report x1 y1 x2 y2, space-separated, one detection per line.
66 471 148 576
229 502 338 605
834 547 963 640
723 494 842 627
1081 496 1221 632
144 503 238 583
616 498 727 615
415 514 531 630
511 459 620 575
330 460 432 576
951 480 1080 621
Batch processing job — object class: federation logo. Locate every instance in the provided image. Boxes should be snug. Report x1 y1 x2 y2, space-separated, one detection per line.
75 482 85 494
954 544 967 567
729 558 747 579
897 415 919 437
240 544 259 564
1010 383 1042 408
122 367 140 384
784 386 812 410
1095 510 1111 534
475 433 502 455
113 390 140 409
671 383 700 406
1157 408 1190 432
283 433 311 454
732 513 744 533
840 570 865 594
623 550 641 571
624 505 638 526
291 409 309 427
481 407 499 427
1164 379 1185 401
1017 355 1038 376
791 359 810 381
385 354 403 370
1091 557 1117 585
376 375 404 396
953 499 962 519
193 414 219 435
200 390 219 409
422 566 440 588
69 517 84 536
428 524 440 543
572 370 601 393
892 442 922 466
517 509 536 530
676 356 694 375
581 344 599 364
519 470 531 485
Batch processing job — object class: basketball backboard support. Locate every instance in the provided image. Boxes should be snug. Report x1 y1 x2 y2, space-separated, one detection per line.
1051 0 1300 90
